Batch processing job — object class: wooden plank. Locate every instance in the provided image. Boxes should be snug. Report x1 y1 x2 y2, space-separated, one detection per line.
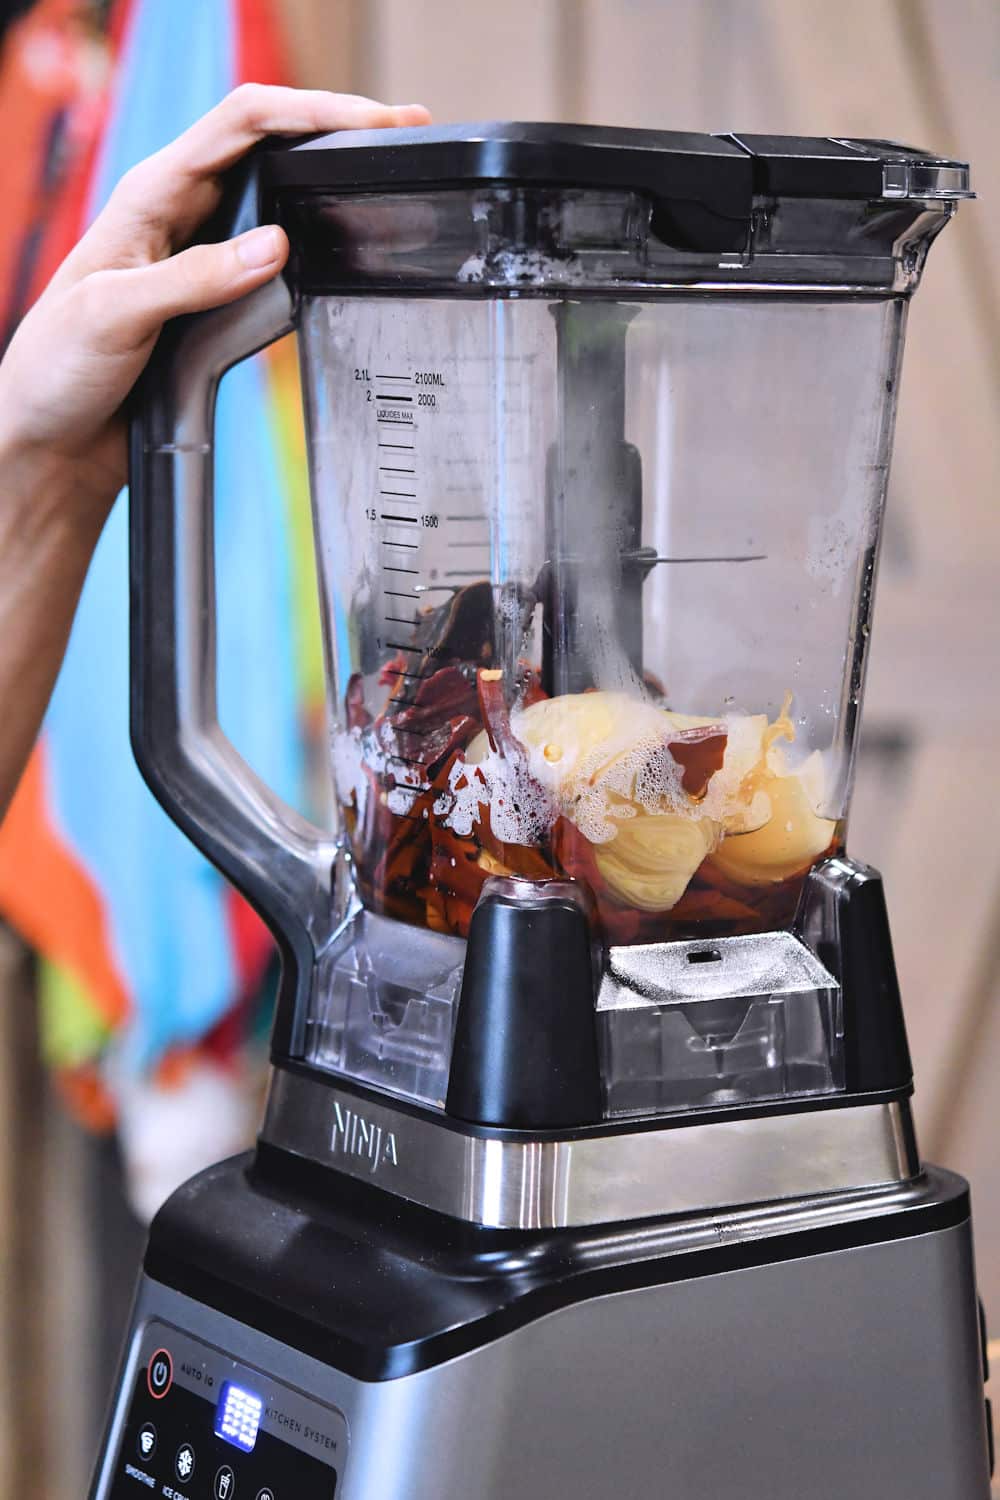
362 0 568 120
578 0 786 130
867 735 1000 1147
898 0 1000 389
0 933 49 1495
847 730 914 881
41 1099 96 1500
863 565 1000 728
276 0 361 92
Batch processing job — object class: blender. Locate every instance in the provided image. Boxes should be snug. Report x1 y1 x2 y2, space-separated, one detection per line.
89 124 991 1499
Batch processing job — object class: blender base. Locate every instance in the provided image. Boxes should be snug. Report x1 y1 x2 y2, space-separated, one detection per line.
89 1157 992 1499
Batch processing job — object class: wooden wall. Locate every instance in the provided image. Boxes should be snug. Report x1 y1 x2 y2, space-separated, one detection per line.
0 930 108 1499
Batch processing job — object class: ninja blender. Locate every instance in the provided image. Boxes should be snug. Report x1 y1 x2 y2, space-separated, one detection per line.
89 124 991 1499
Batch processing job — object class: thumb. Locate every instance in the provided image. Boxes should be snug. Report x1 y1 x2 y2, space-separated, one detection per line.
91 226 289 347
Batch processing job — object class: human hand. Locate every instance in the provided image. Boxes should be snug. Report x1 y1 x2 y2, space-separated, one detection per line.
0 85 430 537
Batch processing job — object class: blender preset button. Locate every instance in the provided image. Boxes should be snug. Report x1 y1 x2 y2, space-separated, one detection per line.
147 1348 173 1398
175 1443 196 1482
257 1489 275 1500
215 1463 236 1498
136 1423 157 1461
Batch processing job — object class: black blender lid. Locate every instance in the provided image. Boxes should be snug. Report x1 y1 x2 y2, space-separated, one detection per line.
729 132 973 200
262 120 972 206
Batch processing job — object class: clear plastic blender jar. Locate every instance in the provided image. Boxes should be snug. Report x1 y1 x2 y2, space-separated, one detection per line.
131 126 971 1118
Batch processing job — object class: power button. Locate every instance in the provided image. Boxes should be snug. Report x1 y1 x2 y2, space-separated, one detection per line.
147 1348 173 1400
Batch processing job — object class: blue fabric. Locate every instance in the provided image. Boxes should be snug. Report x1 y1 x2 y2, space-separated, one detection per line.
44 0 301 1066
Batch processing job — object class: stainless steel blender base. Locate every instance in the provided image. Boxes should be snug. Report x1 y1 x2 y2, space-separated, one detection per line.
90 1180 991 1500
261 1065 919 1229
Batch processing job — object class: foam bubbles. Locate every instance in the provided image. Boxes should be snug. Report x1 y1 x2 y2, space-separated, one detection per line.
441 749 554 846
387 785 419 816
332 728 374 821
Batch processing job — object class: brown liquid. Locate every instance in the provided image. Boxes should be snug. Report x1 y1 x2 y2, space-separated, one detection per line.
339 587 841 945
345 783 840 945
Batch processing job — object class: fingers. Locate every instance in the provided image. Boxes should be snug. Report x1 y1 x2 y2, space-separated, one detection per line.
167 86 431 178
70 87 431 281
76 226 289 352
114 86 431 233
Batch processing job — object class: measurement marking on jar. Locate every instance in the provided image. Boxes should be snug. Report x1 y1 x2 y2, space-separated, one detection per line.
385 641 422 653
383 565 419 575
383 589 419 599
377 416 413 425
380 467 415 474
384 615 417 625
381 513 417 523
380 490 417 499
376 373 411 382
376 394 413 403
382 540 418 550
378 442 414 450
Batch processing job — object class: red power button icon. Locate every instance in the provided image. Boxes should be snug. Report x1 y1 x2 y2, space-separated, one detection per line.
147 1349 173 1399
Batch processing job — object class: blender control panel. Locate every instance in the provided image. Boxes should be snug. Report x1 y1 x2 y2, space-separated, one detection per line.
105 1321 344 1498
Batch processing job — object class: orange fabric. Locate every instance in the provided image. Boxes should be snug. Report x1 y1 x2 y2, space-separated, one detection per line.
53 1062 117 1133
0 743 129 1029
155 1048 198 1089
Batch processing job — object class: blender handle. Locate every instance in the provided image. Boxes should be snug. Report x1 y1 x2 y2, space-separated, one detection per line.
129 271 336 1019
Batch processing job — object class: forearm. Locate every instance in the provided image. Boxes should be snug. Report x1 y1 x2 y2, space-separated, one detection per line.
0 436 114 816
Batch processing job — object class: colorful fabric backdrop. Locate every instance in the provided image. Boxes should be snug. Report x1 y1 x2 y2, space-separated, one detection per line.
0 0 322 1135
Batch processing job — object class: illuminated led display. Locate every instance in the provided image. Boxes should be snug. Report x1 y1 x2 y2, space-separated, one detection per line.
214 1382 264 1453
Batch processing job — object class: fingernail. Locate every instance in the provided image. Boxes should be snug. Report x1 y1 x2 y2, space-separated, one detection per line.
236 226 282 269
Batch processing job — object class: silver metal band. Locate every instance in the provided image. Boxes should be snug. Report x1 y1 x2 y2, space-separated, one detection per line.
260 1068 919 1230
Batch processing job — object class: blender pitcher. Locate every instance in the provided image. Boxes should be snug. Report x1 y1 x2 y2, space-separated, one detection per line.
130 125 971 1129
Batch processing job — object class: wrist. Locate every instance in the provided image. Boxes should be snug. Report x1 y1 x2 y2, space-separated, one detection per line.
0 420 122 552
